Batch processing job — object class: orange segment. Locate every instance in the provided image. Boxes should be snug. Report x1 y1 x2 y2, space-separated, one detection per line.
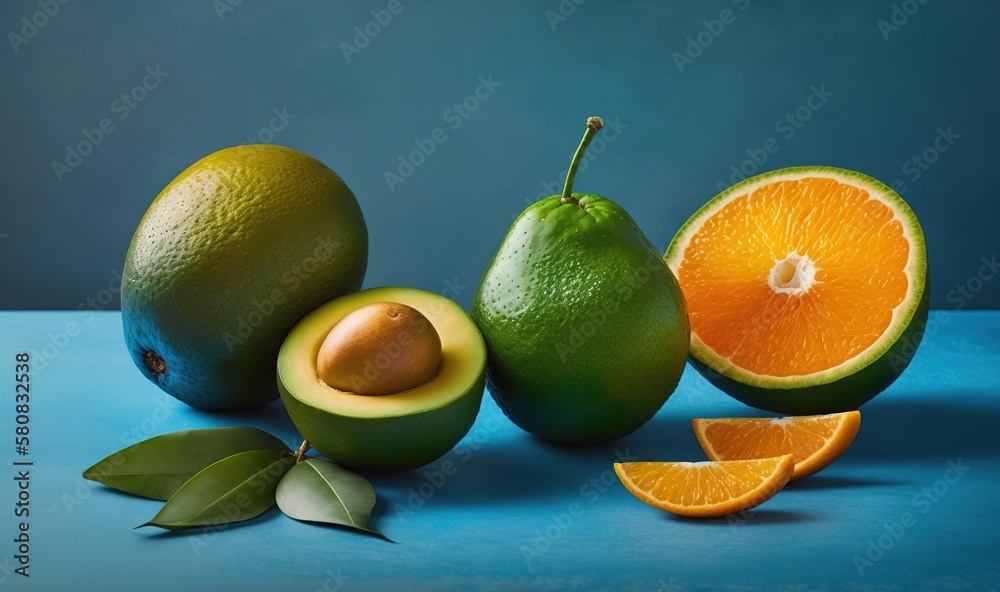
693 411 861 480
676 177 910 377
614 455 794 518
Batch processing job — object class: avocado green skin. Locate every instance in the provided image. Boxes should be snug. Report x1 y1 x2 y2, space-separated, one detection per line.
122 146 368 410
277 287 487 472
278 373 485 472
472 194 690 445
690 276 930 415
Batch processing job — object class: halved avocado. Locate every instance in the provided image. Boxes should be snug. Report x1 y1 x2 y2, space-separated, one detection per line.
277 287 486 472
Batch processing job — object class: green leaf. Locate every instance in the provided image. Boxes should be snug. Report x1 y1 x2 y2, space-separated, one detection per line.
139 449 296 531
83 426 290 500
276 458 389 540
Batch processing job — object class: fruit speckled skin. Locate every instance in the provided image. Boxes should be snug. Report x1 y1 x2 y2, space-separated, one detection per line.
472 193 690 444
122 145 367 410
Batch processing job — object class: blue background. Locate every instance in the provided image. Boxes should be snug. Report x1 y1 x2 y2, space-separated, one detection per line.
1 0 999 310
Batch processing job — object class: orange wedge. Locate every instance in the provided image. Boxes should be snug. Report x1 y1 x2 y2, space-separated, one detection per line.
693 410 861 480
614 455 794 518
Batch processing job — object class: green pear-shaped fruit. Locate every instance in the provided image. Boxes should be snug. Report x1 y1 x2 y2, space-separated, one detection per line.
472 117 690 444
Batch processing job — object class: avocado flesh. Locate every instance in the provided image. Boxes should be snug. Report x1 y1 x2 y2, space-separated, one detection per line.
278 287 486 472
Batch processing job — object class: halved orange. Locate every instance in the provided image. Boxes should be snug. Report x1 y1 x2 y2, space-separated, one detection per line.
693 410 860 480
664 167 928 414
614 455 794 518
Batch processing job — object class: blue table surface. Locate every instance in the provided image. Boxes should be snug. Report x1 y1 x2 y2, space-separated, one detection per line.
1 311 997 592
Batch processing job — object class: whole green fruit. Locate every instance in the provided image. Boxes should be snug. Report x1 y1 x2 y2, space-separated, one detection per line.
122 145 368 410
472 117 690 444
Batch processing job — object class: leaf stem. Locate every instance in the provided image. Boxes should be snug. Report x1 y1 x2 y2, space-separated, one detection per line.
561 116 604 205
295 440 311 463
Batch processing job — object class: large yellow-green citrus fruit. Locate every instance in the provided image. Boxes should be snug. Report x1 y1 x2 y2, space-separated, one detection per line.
122 145 368 410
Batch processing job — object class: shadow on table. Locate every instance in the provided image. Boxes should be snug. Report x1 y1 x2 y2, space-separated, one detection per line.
847 392 1000 462
666 509 814 526
370 389 1000 510
184 399 300 443
139 505 285 539
783 475 898 491
369 407 700 507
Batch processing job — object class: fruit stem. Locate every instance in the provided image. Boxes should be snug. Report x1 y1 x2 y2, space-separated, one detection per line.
295 440 311 463
142 350 169 376
561 116 604 205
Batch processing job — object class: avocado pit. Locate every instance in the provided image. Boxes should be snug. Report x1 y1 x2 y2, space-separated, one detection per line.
316 301 442 396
